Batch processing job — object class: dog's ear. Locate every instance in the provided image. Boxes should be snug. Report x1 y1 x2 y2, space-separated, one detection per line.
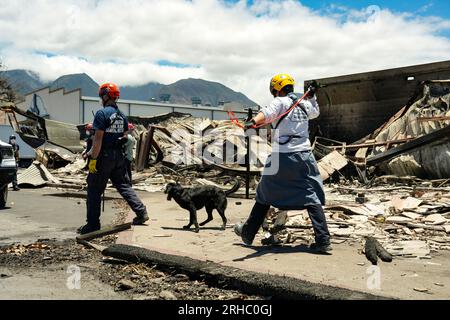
165 184 172 193
165 184 173 200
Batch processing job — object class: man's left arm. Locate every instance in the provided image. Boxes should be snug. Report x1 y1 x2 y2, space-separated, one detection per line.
123 116 129 138
89 130 105 160
301 96 320 120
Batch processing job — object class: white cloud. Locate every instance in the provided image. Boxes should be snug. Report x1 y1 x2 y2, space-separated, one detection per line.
1 0 450 106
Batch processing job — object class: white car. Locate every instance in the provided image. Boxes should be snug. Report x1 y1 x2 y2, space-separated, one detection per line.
0 140 17 208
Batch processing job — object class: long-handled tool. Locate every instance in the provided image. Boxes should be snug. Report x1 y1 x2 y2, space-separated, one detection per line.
245 108 253 199
226 88 312 129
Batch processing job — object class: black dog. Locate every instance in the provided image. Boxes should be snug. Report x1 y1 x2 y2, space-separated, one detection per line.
165 179 240 233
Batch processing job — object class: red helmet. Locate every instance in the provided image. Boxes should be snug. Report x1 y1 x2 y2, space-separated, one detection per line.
128 123 135 130
85 123 93 131
99 83 120 100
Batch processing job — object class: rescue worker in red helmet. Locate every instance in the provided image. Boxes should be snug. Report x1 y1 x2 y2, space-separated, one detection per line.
78 83 149 234
234 74 331 254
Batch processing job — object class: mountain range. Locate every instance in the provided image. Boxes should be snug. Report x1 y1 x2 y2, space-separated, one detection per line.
0 70 257 107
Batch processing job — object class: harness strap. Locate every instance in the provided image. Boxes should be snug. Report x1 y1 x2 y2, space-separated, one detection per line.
273 93 308 145
278 135 303 145
273 93 308 130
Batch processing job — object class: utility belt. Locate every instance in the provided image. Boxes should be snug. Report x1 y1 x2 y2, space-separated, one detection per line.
278 135 304 145
101 136 128 156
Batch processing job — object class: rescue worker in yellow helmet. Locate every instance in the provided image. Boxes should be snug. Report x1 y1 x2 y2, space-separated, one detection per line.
234 74 331 254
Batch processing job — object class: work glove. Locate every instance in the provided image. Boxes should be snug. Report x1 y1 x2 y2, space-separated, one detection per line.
307 81 319 99
244 119 256 130
88 159 98 174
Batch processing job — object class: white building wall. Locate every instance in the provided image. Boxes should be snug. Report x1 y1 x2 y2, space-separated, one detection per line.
17 89 248 125
82 100 104 124
17 87 81 123
81 97 248 124
130 103 172 118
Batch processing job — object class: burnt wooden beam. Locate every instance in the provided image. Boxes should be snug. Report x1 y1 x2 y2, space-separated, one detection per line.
366 125 450 166
76 223 132 242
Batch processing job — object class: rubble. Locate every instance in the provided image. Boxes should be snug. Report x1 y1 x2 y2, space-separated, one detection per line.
17 161 61 187
116 279 137 291
130 113 270 173
316 151 349 182
1 105 84 155
261 181 450 255
313 80 450 181
159 290 178 300
35 142 77 169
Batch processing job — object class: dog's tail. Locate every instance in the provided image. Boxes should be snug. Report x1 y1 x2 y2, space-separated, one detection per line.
224 178 240 196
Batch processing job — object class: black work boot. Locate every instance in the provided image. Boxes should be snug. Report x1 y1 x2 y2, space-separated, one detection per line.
77 224 101 235
309 242 333 255
234 223 252 246
234 202 270 246
133 213 149 225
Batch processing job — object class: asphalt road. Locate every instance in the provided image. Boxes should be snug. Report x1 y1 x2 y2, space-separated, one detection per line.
0 188 119 246
0 187 125 299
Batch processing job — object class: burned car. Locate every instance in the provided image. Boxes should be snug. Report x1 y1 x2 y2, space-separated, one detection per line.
0 140 17 208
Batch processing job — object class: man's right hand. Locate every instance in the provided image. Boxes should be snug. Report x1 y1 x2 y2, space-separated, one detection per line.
88 159 98 174
244 119 256 130
307 81 319 98
307 86 316 98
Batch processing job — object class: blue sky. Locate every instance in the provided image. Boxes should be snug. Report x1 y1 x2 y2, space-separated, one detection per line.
223 0 450 38
300 0 449 18
229 0 450 19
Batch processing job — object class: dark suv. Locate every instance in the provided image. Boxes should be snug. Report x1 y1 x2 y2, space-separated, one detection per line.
0 140 17 208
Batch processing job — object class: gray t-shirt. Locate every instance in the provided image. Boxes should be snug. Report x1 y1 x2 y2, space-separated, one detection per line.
261 95 319 153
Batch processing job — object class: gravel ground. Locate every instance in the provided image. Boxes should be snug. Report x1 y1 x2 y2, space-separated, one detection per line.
0 199 265 300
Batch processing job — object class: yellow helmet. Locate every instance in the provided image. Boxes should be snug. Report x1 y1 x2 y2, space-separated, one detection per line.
270 74 295 96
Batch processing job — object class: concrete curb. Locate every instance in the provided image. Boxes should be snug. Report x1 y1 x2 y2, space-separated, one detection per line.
103 244 392 300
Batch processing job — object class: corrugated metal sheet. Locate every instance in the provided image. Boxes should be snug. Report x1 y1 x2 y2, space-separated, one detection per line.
368 81 450 179
17 161 61 187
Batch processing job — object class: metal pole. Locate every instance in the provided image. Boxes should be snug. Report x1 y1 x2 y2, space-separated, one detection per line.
246 135 251 199
245 108 253 200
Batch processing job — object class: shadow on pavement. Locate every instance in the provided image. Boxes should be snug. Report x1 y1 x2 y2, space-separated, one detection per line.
161 226 227 232
232 243 320 261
